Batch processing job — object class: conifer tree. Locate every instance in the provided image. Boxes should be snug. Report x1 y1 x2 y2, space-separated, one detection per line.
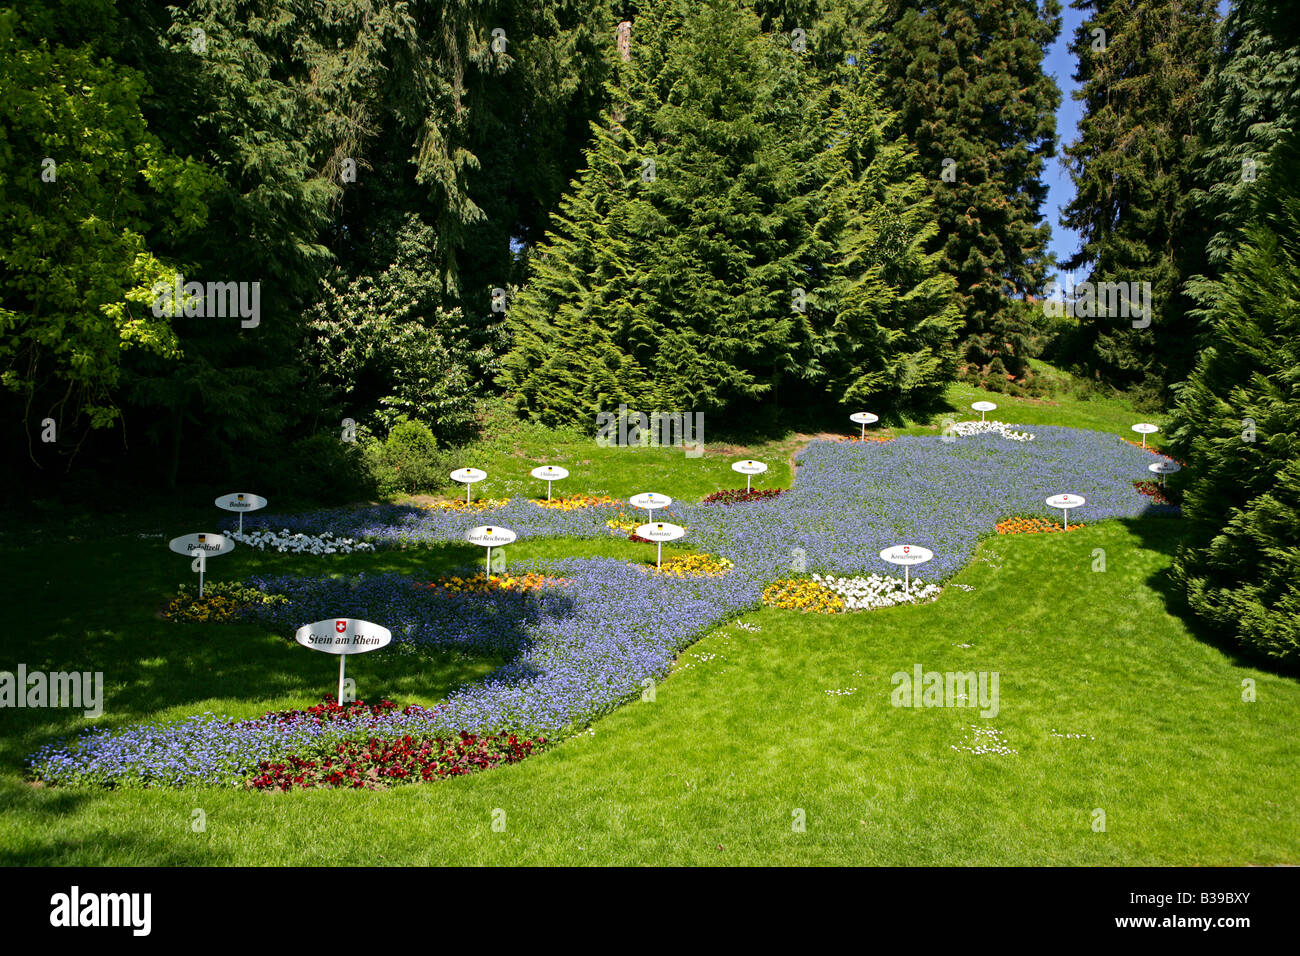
502 0 812 422
876 0 1061 380
504 0 960 425
1060 0 1217 393
1188 0 1300 275
802 49 960 409
1167 135 1300 665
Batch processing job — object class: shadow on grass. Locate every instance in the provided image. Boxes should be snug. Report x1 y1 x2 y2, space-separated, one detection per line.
1120 516 1299 677
2 535 583 783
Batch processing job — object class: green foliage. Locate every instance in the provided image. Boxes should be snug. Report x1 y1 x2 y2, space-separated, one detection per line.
801 36 961 410
1060 0 1218 393
0 3 218 434
370 418 450 497
1168 137 1300 664
162 580 289 624
1188 0 1300 273
503 0 959 426
876 0 1062 378
304 214 492 445
262 432 377 506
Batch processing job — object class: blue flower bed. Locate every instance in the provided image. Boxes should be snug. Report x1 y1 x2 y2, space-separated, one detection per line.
34 426 1178 787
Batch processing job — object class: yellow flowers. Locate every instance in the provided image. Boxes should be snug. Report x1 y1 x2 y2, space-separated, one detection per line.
161 582 288 623
643 554 734 578
416 573 570 595
533 494 618 510
605 510 642 534
762 578 845 613
605 508 682 535
419 498 510 512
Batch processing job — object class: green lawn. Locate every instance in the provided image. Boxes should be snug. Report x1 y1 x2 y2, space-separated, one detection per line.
414 401 803 502
2 377 1290 866
2 516 1296 865
896 364 1168 445
414 366 1165 508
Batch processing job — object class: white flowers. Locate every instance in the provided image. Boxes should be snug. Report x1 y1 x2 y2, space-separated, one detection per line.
1050 730 1095 740
951 725 1018 756
229 529 375 554
813 573 941 610
948 420 1035 441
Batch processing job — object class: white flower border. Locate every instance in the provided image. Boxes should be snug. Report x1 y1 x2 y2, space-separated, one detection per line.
949 420 1035 441
813 573 942 610
231 529 375 554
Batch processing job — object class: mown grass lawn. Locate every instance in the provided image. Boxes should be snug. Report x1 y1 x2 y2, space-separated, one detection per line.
2 514 1296 865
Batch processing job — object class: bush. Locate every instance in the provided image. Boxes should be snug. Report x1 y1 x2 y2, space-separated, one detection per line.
264 432 376 506
368 418 448 497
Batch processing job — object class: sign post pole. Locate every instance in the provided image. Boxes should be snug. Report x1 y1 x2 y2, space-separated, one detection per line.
731 460 768 493
530 466 570 502
1132 423 1159 448
879 545 934 595
850 412 879 440
631 493 673 526
467 526 517 579
451 468 487 504
215 493 267 537
1046 494 1085 531
294 618 393 704
635 522 685 569
170 533 234 601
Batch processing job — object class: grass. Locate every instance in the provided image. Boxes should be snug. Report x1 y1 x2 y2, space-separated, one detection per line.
2 374 1292 866
2 520 1296 864
425 363 1167 507
416 401 802 502
892 363 1169 446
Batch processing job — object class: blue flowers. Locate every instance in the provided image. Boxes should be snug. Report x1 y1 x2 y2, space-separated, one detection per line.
35 426 1177 787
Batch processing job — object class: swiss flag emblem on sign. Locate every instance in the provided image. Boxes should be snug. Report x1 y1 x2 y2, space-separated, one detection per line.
335 620 347 633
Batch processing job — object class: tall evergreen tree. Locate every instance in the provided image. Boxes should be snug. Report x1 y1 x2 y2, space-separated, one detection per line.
1060 0 1218 393
1187 0 1300 275
1167 135 1300 666
802 46 960 409
876 0 1061 380
503 0 814 423
503 0 958 426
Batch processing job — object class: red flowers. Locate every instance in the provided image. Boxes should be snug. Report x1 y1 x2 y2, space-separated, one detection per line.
700 488 785 505
1133 480 1179 505
246 712 547 792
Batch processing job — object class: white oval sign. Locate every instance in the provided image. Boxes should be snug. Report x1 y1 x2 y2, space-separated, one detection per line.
879 545 934 566
530 465 569 481
850 412 879 425
215 493 267 512
168 533 234 557
466 525 517 547
635 522 685 542
971 401 997 412
630 492 672 510
1131 423 1159 435
1046 494 1085 509
731 460 768 475
295 618 392 655
1148 461 1181 475
451 468 487 484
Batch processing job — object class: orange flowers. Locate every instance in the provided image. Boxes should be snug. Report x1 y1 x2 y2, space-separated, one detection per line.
995 516 1084 535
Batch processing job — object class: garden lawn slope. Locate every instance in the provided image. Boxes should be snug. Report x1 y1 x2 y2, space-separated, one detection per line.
1 519 1297 863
